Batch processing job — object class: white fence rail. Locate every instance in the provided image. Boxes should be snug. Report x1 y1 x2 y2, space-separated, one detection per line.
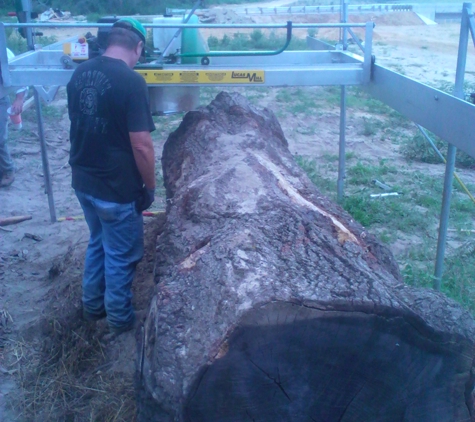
168 3 463 19
169 4 413 15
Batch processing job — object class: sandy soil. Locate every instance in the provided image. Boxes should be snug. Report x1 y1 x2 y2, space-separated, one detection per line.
1 8 474 420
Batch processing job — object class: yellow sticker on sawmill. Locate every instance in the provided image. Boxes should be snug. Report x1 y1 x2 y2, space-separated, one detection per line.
136 70 265 84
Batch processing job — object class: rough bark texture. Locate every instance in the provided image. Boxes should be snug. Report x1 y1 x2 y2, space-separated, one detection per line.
137 92 475 422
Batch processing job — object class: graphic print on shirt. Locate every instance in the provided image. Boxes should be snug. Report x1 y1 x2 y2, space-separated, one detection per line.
80 88 97 115
74 69 112 134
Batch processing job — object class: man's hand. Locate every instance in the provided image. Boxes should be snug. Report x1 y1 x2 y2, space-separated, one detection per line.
136 186 155 213
11 97 23 115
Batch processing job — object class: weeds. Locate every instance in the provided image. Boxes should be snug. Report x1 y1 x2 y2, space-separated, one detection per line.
6 30 58 55
208 30 308 52
295 155 337 193
276 89 293 104
402 237 475 313
307 28 318 38
6 30 27 55
346 160 397 186
401 130 475 168
359 117 381 137
297 155 475 311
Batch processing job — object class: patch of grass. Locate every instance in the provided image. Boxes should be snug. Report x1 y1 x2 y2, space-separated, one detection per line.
318 87 409 130
379 229 395 244
347 161 374 185
322 153 338 162
341 195 386 227
276 88 292 104
153 113 184 138
401 130 475 168
403 238 475 313
6 30 27 55
275 87 320 116
6 30 58 55
443 242 475 311
35 35 59 48
359 117 382 137
347 161 397 186
86 12 102 22
450 194 475 226
290 100 316 115
43 103 66 119
298 156 475 311
200 87 222 103
401 260 434 290
414 192 439 211
436 80 475 100
19 101 67 129
233 87 269 105
208 30 307 52
319 86 341 107
307 28 318 38
401 132 443 164
343 194 428 231
295 155 336 194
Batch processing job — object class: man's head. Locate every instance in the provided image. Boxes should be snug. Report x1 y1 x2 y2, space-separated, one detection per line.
106 18 147 67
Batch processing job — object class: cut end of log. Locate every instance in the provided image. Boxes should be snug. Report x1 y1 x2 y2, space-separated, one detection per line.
184 302 474 422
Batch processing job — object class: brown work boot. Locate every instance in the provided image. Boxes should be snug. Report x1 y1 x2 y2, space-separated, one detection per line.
0 172 14 187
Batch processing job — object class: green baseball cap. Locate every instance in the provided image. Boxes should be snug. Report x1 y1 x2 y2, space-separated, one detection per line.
113 17 147 43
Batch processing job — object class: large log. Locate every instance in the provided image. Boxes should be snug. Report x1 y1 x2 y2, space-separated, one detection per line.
137 92 475 422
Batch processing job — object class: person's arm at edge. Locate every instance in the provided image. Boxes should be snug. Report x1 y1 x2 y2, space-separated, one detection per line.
129 131 155 189
11 89 27 114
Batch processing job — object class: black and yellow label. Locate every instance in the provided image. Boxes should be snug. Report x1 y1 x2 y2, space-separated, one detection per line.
136 70 265 84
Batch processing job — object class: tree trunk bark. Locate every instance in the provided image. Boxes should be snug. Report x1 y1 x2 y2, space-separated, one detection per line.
137 92 475 422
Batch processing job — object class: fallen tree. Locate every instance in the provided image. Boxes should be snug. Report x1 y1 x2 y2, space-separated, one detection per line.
137 92 475 422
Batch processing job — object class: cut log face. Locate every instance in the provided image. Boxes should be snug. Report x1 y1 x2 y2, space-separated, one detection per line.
137 92 475 422
185 303 471 421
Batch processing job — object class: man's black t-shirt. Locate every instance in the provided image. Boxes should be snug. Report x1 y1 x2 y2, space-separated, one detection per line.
67 56 155 203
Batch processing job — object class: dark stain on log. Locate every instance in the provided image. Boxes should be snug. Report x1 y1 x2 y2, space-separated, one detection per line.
184 303 473 422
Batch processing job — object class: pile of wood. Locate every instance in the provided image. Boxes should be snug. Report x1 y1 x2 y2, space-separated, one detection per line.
137 92 475 422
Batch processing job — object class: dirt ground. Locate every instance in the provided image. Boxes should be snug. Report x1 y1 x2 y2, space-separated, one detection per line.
1 7 475 421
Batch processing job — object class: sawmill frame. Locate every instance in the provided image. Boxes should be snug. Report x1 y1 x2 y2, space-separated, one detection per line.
1 1 475 286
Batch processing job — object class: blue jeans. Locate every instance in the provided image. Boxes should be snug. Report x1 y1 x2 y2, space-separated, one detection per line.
76 190 144 328
0 96 13 175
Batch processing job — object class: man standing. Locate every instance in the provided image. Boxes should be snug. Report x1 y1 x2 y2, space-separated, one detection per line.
0 48 27 187
67 18 156 334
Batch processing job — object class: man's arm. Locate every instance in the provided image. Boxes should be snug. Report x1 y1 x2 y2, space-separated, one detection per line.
129 131 155 189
